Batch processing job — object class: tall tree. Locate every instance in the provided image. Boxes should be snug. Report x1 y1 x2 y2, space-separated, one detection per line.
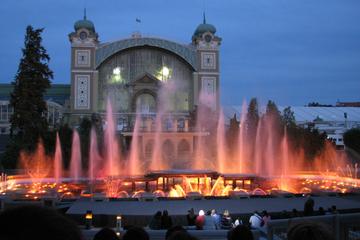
2 26 53 168
245 98 259 138
343 128 360 154
10 26 53 147
282 106 296 128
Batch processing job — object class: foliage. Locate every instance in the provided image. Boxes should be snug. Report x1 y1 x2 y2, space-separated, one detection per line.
1 26 53 168
58 124 73 169
343 128 360 154
78 118 92 169
282 106 296 128
226 114 239 158
245 98 259 138
307 102 333 107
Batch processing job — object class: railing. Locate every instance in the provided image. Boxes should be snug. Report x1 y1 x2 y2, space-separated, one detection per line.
267 213 360 240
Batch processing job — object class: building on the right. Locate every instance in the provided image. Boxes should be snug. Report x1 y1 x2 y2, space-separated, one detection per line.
224 106 360 149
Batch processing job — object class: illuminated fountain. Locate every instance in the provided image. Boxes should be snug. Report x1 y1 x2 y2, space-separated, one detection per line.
2 96 360 201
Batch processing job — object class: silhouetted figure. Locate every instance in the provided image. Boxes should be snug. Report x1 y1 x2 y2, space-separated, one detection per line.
291 209 299 218
331 205 339 214
261 210 271 227
186 208 196 226
220 210 233 229
0 205 82 240
227 225 254 240
149 211 162 230
303 195 315 216
93 228 119 240
318 207 325 215
165 225 187 240
122 226 149 240
287 222 334 240
161 210 173 229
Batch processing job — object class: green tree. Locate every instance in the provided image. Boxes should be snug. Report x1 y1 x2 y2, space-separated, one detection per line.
1 26 53 168
343 128 360 154
282 106 296 128
245 98 259 138
78 118 92 169
226 114 239 159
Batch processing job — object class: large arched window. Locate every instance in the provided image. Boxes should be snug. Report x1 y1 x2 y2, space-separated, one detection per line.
136 93 156 113
162 139 175 163
98 47 193 112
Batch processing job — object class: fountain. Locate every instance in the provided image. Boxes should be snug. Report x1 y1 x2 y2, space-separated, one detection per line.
3 96 360 201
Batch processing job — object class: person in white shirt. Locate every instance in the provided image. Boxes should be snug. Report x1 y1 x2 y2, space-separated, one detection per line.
249 211 263 229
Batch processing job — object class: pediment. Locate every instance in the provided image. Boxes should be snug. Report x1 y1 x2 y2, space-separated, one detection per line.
133 73 162 86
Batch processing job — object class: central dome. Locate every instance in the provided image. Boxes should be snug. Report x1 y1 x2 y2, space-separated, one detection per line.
74 18 95 32
193 14 216 37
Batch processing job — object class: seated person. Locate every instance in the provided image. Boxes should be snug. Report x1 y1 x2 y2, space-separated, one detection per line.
0 205 82 240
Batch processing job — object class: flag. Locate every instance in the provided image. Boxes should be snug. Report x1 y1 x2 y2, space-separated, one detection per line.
136 18 141 23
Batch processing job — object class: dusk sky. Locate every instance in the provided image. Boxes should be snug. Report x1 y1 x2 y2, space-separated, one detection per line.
1 0 359 106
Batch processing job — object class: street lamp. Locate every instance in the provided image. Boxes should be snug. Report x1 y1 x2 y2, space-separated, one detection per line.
85 210 93 229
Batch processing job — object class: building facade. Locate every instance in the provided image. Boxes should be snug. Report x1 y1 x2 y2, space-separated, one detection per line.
65 13 222 164
67 14 221 122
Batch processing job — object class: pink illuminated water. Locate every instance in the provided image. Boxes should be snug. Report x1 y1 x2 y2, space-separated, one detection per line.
89 128 101 181
150 112 163 171
237 101 247 173
128 113 142 175
54 133 62 183
104 99 121 176
70 130 81 181
216 109 226 172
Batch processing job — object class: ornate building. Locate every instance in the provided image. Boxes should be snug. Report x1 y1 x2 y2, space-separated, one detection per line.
68 13 221 117
66 13 222 165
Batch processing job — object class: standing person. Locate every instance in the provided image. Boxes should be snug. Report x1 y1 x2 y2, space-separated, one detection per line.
211 209 221 229
303 195 315 216
195 210 205 230
149 211 162 230
186 208 196 226
203 210 216 230
262 210 271 227
161 210 173 230
249 211 263 229
220 210 233 229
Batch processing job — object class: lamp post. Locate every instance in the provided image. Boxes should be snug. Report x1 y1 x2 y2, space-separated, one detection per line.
116 215 122 235
85 210 93 229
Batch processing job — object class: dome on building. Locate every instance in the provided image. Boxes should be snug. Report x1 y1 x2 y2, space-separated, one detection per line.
193 13 216 37
74 9 95 32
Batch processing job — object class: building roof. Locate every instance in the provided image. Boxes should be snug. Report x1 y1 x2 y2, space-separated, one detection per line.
193 13 216 37
96 37 197 70
223 106 360 123
73 9 95 32
0 83 70 105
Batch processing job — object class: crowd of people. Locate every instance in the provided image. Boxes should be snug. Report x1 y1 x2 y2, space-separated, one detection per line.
0 205 337 240
148 208 272 231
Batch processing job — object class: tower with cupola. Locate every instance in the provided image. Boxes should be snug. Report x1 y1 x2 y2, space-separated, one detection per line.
68 10 99 119
192 13 222 111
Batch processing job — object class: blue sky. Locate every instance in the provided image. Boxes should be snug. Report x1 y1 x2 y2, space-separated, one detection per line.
1 0 359 106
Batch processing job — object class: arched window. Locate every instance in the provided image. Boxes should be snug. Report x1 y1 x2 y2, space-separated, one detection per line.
144 139 154 160
136 93 156 113
178 139 190 160
162 139 175 162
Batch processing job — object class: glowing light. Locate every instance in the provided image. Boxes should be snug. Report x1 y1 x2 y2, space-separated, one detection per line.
157 66 171 81
113 67 121 75
111 67 122 83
